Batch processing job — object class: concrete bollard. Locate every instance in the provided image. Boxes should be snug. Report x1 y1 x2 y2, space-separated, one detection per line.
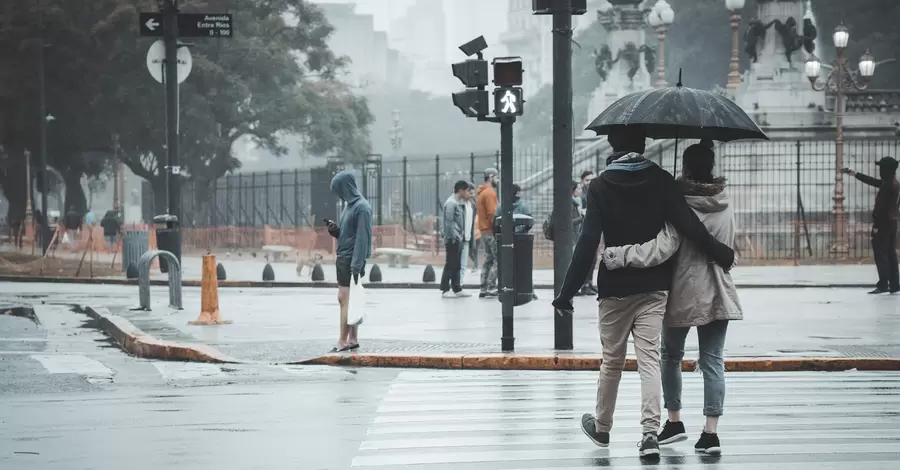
368 264 382 282
262 263 275 281
126 262 139 280
311 263 325 281
422 264 436 283
189 254 232 325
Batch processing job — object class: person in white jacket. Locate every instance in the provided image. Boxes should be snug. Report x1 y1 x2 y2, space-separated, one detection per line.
602 143 742 455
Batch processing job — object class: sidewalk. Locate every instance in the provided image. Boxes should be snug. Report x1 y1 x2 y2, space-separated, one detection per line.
91 252 883 287
2 282 899 366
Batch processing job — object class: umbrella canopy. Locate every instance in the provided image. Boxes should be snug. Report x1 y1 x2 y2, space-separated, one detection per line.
585 80 768 142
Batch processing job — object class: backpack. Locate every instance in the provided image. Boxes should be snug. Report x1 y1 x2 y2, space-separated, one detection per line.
542 214 554 241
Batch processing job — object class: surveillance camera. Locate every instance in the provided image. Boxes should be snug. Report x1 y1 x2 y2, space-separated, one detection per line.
458 36 488 58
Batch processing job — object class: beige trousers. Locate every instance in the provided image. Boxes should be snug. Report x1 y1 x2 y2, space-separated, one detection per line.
594 291 667 435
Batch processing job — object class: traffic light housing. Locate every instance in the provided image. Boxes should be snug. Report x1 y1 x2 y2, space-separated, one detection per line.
532 0 587 15
452 90 490 117
492 57 524 87
452 59 489 87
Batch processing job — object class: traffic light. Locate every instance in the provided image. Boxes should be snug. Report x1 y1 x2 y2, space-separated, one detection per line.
494 87 524 117
451 49 490 117
492 57 524 87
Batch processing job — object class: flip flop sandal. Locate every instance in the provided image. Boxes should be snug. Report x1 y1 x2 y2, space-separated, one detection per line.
329 345 352 353
349 344 360 350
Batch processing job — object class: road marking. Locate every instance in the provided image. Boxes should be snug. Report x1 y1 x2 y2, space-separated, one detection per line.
152 362 225 381
30 354 114 384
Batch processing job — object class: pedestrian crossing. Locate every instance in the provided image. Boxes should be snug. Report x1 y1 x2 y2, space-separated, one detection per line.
351 370 900 469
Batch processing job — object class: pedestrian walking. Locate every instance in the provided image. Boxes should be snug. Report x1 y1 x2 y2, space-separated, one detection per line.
325 170 373 352
100 210 120 254
467 183 481 271
440 180 472 298
459 182 477 283
476 168 499 298
551 127 735 459
64 205 82 249
580 170 599 295
602 144 743 455
841 157 900 294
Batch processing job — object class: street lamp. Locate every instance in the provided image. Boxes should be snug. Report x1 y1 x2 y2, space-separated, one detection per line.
725 0 745 91
648 0 675 88
804 24 877 254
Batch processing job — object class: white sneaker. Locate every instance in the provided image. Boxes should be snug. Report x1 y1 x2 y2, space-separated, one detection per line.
442 291 454 298
455 290 472 298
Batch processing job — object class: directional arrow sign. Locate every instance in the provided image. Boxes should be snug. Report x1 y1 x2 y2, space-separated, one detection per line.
494 87 524 117
139 13 164 37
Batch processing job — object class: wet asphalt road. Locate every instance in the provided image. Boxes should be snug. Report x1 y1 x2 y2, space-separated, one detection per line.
3 305 900 469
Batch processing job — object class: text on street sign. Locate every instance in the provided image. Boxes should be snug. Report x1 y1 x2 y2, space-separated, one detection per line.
138 12 233 38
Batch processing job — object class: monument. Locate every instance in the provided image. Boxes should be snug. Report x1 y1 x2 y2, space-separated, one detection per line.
735 0 826 127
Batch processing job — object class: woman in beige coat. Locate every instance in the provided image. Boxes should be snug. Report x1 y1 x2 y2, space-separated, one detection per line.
602 144 742 455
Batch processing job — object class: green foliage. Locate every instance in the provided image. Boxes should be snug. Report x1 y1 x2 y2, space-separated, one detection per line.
0 0 373 215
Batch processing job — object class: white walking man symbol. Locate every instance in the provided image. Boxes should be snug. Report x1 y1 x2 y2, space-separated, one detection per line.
500 90 518 114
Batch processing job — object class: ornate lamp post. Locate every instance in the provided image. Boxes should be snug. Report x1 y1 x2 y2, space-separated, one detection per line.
805 24 877 254
647 0 674 88
724 0 745 91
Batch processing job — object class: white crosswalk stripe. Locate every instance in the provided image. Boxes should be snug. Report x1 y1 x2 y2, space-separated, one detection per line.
30 354 115 384
352 370 900 469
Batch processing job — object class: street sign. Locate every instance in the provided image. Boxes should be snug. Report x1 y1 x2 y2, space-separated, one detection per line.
178 13 233 38
146 40 193 84
139 13 164 37
138 12 233 38
494 88 524 116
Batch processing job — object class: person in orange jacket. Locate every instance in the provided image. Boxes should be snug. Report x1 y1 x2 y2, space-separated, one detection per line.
476 168 499 297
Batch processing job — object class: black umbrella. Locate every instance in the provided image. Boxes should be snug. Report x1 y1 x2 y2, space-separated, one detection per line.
585 74 768 143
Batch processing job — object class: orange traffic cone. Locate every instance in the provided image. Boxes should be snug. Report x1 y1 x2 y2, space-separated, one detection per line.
189 254 232 325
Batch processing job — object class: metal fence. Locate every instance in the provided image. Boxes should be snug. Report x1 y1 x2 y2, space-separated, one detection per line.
169 139 899 262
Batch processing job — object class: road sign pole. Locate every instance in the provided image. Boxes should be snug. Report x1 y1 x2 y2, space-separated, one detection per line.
163 0 181 225
499 116 515 352
551 0 574 350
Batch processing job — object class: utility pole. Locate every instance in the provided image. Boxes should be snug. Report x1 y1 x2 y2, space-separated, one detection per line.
551 0 574 350
37 35 51 255
163 0 180 221
498 115 515 351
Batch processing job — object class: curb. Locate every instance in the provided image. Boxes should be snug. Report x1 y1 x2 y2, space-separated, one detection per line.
83 306 238 363
297 353 900 372
0 274 873 289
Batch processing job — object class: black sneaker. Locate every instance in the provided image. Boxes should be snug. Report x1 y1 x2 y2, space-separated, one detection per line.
869 288 889 294
580 413 609 447
637 433 660 459
658 420 688 445
891 287 900 294
694 431 721 454
479 291 498 298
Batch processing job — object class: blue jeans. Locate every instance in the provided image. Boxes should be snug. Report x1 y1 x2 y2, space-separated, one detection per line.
661 320 729 417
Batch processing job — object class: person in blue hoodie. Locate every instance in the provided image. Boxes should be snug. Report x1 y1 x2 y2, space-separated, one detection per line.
325 171 373 352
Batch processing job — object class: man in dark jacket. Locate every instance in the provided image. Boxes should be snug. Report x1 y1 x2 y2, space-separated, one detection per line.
552 127 735 459
842 157 900 293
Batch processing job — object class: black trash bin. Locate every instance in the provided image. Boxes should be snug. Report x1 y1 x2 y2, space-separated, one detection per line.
494 214 535 306
153 214 181 274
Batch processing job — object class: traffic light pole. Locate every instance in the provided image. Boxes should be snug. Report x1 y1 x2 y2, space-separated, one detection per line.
163 0 181 223
498 116 515 352
551 0 574 350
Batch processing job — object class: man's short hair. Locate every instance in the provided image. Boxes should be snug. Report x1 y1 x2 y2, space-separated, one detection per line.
607 125 646 154
580 170 594 180
454 180 469 193
484 168 499 181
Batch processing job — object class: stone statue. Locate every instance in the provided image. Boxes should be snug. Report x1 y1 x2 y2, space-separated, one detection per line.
593 45 615 81
774 16 816 65
639 44 656 76
802 17 817 54
744 19 776 63
621 42 641 81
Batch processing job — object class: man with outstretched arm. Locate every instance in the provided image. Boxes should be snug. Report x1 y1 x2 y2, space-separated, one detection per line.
551 127 734 459
325 170 373 352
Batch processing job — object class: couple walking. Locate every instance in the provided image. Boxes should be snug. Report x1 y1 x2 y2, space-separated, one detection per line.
552 128 743 459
